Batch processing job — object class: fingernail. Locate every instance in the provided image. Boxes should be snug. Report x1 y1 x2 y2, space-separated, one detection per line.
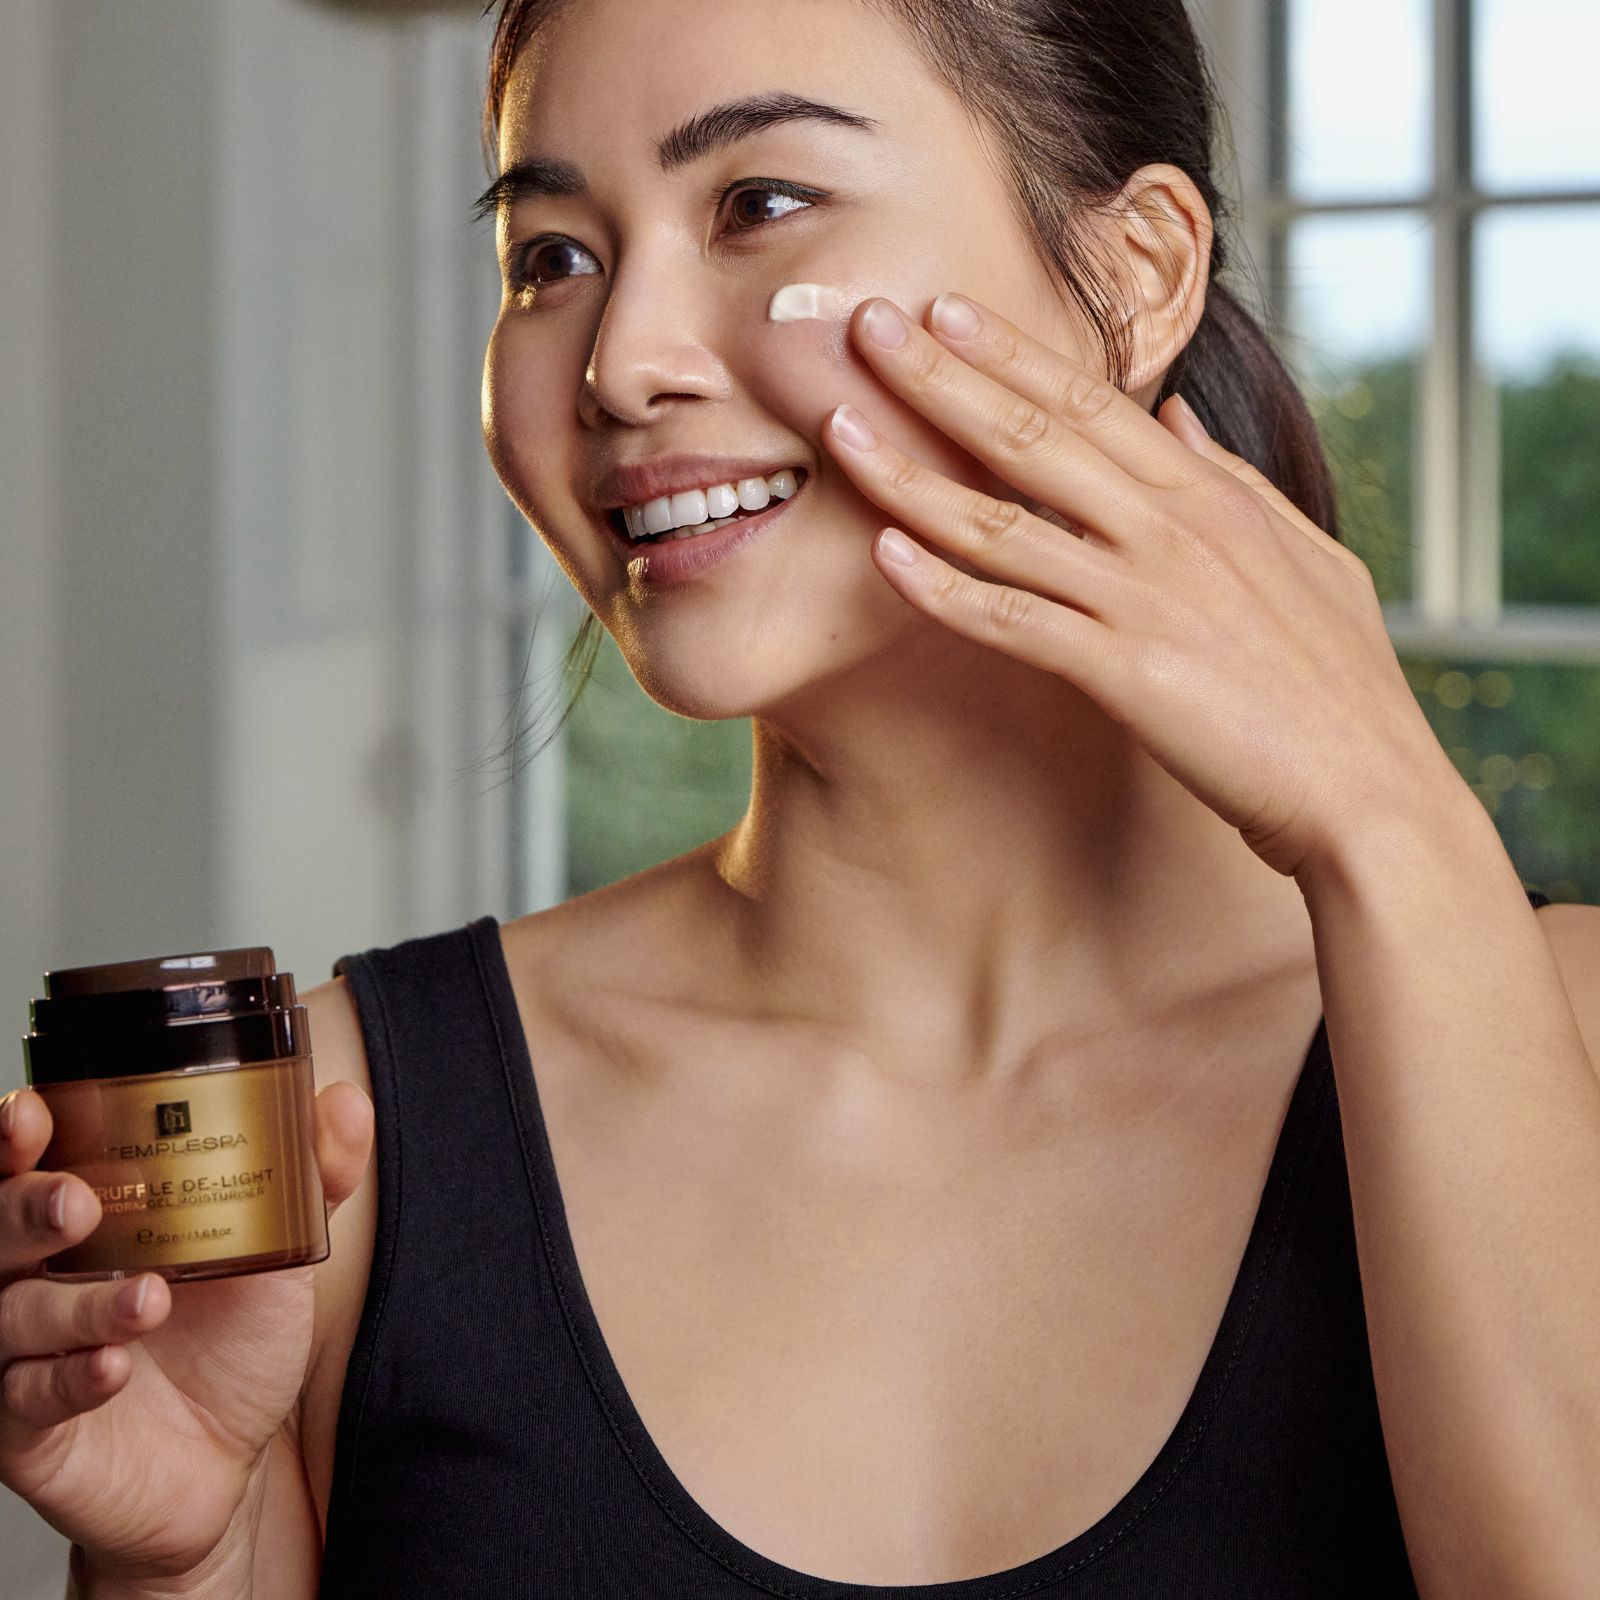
931 293 979 338
1173 394 1208 436
861 300 908 349
49 1178 70 1231
117 1276 150 1319
830 403 878 451
0 1093 15 1141
878 527 919 567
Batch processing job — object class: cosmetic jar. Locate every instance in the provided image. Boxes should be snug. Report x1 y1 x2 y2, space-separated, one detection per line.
21 946 329 1283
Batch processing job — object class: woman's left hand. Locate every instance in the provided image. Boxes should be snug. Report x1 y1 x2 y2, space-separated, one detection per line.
823 291 1473 882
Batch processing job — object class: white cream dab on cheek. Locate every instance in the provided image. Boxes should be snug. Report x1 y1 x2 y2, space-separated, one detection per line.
768 282 848 323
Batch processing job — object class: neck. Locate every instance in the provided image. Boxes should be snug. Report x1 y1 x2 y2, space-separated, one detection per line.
698 632 1311 1084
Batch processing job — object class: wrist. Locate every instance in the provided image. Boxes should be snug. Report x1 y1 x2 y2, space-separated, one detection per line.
72 1539 254 1600
1293 770 1504 908
72 1467 265 1600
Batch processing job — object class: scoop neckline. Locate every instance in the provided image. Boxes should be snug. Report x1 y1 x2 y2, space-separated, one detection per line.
471 912 1331 1600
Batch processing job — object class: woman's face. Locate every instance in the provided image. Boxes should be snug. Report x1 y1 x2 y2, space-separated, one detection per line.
482 0 1102 720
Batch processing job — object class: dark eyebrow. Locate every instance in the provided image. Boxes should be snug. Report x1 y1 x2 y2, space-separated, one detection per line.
470 91 881 223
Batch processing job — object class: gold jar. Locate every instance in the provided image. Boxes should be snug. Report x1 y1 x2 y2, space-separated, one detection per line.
22 946 329 1283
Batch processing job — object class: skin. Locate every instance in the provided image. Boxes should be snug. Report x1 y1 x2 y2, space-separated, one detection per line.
482 0 1321 1085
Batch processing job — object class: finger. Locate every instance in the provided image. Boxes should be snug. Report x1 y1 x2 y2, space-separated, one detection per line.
0 1088 50 1177
1157 395 1362 572
867 520 1137 718
826 402 1133 625
845 298 1147 550
1 1343 131 1435
0 1169 101 1284
0 1271 167 1364
315 1082 373 1218
929 294 1209 491
850 294 1198 518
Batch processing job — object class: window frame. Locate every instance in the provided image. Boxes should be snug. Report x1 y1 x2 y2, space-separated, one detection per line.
1209 0 1600 660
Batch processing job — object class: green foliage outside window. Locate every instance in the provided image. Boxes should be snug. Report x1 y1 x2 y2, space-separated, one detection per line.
564 651 750 897
1308 354 1416 603
1502 357 1600 608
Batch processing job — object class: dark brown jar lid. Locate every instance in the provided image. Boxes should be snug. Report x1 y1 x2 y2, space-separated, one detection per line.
44 948 276 998
30 972 298 1032
22 946 309 1086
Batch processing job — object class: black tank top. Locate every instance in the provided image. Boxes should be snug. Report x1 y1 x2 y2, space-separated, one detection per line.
319 890 1552 1597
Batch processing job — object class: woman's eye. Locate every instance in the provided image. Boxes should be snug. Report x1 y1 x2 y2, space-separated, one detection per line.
512 238 596 291
507 180 818 294
723 182 812 233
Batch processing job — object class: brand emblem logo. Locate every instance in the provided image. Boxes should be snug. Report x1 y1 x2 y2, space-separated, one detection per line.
155 1100 192 1137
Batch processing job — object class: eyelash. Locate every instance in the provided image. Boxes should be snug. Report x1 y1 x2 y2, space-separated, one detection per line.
506 178 824 294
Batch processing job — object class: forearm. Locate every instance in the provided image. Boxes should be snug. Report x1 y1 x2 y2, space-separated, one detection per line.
1296 795 1600 1598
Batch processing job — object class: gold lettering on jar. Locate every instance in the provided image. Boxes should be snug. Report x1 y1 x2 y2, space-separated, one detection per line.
103 1132 251 1160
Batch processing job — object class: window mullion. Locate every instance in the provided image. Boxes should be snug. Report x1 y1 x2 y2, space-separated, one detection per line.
1416 0 1473 627
1454 0 1505 627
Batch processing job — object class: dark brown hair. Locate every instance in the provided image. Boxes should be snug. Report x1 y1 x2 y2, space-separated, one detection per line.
479 0 1341 768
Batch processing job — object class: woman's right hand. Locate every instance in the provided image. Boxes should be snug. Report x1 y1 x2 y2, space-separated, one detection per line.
0 1080 374 1587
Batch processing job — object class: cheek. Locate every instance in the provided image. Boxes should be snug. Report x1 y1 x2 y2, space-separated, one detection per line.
481 318 542 504
481 318 595 567
753 258 1037 508
480 321 619 607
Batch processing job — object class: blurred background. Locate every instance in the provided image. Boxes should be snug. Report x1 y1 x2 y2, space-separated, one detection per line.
2 0 1597 1588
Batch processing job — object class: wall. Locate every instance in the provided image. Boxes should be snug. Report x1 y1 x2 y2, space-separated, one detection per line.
0 0 505 1588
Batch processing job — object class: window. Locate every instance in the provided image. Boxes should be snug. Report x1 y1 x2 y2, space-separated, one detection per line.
1261 0 1600 900
509 0 1600 908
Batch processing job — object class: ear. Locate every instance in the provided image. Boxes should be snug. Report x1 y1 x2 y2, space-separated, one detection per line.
1110 163 1214 400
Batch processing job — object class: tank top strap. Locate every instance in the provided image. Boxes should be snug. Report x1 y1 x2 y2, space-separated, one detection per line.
319 914 592 1593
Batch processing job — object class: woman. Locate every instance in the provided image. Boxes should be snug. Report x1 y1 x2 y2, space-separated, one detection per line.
6 0 1600 1594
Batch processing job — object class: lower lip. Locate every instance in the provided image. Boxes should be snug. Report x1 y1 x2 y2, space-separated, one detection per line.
604 476 807 587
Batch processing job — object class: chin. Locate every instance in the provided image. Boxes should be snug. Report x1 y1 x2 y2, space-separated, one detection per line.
612 581 923 723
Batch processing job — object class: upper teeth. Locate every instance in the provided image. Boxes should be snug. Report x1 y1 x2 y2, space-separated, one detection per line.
621 467 803 540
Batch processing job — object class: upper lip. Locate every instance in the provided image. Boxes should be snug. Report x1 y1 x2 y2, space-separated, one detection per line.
595 453 808 512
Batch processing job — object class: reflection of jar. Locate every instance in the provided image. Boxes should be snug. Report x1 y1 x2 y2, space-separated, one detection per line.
22 947 328 1284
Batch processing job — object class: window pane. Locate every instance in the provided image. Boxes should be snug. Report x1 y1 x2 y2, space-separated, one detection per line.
1285 212 1430 600
564 632 750 895
1399 652 1600 903
1287 0 1429 200
1475 0 1600 192
1476 204 1600 607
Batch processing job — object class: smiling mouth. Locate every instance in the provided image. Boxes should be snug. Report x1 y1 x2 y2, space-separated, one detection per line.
605 469 809 545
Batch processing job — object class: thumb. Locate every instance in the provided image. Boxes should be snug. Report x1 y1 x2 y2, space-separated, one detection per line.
313 1081 374 1220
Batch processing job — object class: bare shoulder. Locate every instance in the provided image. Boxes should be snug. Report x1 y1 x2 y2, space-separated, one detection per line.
1533 899 1600 1076
502 842 726 1000
292 971 379 1541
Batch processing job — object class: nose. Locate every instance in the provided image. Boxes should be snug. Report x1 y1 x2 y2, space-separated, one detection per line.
579 266 731 427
